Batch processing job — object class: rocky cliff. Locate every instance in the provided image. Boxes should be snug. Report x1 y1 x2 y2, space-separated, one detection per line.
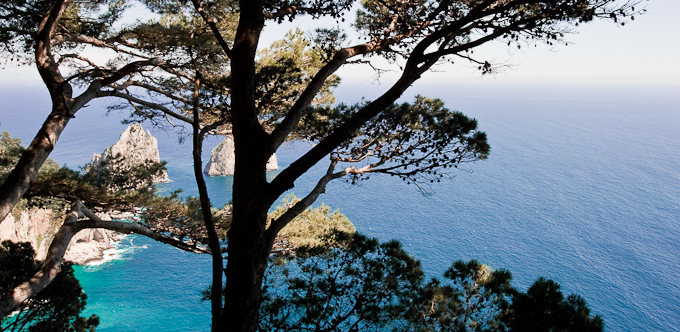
0 208 55 259
65 225 124 265
88 123 170 183
0 208 123 265
204 135 278 176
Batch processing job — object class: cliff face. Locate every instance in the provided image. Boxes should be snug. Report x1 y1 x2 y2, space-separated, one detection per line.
204 135 278 176
0 209 123 265
0 208 56 259
65 226 124 265
88 123 170 183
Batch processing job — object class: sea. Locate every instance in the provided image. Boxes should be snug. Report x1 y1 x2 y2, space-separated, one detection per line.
0 80 678 331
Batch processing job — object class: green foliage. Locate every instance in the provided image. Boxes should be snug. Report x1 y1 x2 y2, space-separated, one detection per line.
256 29 340 133
25 158 161 212
268 196 356 249
141 192 231 245
1 131 167 214
263 0 354 22
171 196 359 252
0 241 35 296
505 277 604 332
406 260 513 331
117 25 340 141
0 241 98 332
82 153 168 191
259 236 603 332
0 132 24 175
111 1 237 130
0 0 53 58
260 234 423 331
0 0 127 63
299 96 490 191
354 0 637 66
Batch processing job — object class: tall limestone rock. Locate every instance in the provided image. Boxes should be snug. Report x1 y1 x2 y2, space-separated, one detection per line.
88 123 170 183
204 135 278 176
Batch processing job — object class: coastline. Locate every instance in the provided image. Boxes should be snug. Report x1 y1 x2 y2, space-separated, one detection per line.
64 228 126 266
0 208 129 266
63 211 136 266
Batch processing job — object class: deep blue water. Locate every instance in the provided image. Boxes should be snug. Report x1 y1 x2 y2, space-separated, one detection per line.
1 82 679 331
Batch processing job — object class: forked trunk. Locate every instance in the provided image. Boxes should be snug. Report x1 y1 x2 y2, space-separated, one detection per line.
222 2 271 329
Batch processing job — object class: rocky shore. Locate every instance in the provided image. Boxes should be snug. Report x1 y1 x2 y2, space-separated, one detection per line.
64 227 125 265
0 208 125 265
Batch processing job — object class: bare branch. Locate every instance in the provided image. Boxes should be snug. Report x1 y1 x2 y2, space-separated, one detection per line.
190 0 232 58
129 80 192 105
53 33 151 60
70 57 162 114
268 55 435 200
266 161 345 242
96 90 193 123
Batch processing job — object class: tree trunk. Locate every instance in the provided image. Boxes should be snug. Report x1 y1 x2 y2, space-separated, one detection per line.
221 1 275 330
191 79 225 330
0 0 73 225
222 209 272 332
0 100 71 224
0 200 206 317
222 126 274 332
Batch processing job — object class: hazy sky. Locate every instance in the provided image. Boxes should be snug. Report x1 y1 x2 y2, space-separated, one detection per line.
327 0 679 87
1 0 678 89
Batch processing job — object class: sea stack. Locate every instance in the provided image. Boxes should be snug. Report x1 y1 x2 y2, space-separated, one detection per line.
88 123 170 183
204 135 278 176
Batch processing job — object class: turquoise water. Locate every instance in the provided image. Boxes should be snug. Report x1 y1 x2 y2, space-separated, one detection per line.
1 83 679 331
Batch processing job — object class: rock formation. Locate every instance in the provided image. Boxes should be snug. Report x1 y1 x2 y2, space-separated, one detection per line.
88 123 170 183
64 227 124 265
0 208 56 259
204 135 278 176
0 208 123 265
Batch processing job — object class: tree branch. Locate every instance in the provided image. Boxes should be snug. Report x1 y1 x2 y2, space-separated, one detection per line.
70 57 162 114
0 199 208 318
129 80 192 105
34 0 72 91
53 32 150 60
266 161 345 242
190 0 232 58
96 90 193 123
268 43 374 153
268 56 435 200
